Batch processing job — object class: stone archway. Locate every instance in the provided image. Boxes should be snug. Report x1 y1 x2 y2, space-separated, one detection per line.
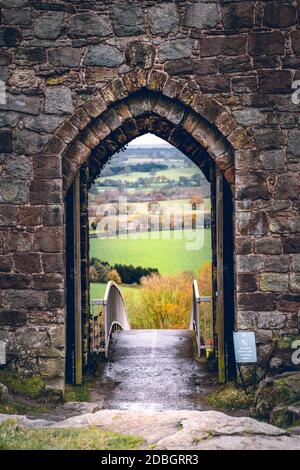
45 71 253 195
53 71 249 386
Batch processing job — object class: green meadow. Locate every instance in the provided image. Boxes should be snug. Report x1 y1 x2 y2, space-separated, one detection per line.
89 228 211 276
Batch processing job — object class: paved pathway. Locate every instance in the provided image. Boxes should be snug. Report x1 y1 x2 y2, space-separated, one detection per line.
94 329 211 411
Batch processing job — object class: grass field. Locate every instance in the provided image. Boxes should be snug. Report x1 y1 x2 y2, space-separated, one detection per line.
89 228 211 275
90 282 141 302
100 167 197 184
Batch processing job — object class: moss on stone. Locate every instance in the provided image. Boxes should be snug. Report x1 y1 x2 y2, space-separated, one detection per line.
0 370 45 400
206 382 255 410
274 335 300 349
0 401 48 416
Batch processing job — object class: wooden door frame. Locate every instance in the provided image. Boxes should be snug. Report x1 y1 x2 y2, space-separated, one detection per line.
65 171 83 385
211 163 235 383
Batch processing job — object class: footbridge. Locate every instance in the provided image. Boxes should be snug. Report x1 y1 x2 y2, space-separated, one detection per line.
90 281 213 410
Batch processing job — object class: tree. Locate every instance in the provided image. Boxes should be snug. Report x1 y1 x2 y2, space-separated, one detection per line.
107 269 122 284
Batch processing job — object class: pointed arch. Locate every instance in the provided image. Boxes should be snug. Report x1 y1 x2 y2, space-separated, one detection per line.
44 70 254 196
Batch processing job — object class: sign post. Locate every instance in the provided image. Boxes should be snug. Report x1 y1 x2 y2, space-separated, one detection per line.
233 331 257 391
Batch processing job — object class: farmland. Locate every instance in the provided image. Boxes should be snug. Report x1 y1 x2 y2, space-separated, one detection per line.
88 138 212 327
89 228 211 276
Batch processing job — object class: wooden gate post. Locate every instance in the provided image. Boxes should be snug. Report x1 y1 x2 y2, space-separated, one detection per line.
216 167 225 383
73 172 83 385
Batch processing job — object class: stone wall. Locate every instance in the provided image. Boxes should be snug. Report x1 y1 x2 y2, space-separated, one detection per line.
0 0 299 392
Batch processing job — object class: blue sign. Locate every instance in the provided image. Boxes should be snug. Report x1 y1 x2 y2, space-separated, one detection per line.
233 332 257 364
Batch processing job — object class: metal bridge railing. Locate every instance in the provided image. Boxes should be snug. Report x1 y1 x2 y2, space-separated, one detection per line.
91 281 130 358
190 280 213 357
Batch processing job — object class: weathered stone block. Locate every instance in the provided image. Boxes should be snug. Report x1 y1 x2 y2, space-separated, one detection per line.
0 256 13 273
290 274 300 293
112 2 145 36
16 47 46 64
288 129 300 157
10 69 37 88
265 255 289 273
42 254 64 274
0 205 16 228
33 274 63 290
18 206 42 226
232 76 257 94
42 206 63 227
5 155 31 180
254 129 285 150
260 150 285 170
34 227 64 253
283 236 300 254
49 325 65 349
263 3 297 27
219 55 252 73
85 44 123 67
45 87 74 115
48 47 82 68
258 70 292 94
2 8 32 26
237 211 268 235
227 128 253 150
15 130 48 155
275 174 300 200
184 2 219 29
0 93 41 116
0 273 31 289
0 310 27 327
30 180 61 205
125 41 155 69
2 289 46 309
237 273 258 292
194 59 218 75
236 254 264 273
200 35 247 57
292 255 300 272
14 253 42 274
46 290 64 308
269 215 300 234
0 112 18 128
197 75 230 94
0 130 13 152
222 2 254 29
259 274 289 292
148 3 179 34
0 180 28 204
236 236 252 255
38 356 64 379
165 59 194 76
0 26 22 48
233 108 264 127
254 237 282 255
159 39 193 62
291 30 300 55
249 32 285 56
34 12 65 39
0 51 12 66
238 292 276 311
86 67 118 85
68 13 112 38
257 311 286 329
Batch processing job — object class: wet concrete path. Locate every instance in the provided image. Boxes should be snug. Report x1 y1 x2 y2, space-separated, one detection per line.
93 329 213 411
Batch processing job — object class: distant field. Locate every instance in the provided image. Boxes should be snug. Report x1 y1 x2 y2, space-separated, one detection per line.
99 167 197 184
89 228 211 275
